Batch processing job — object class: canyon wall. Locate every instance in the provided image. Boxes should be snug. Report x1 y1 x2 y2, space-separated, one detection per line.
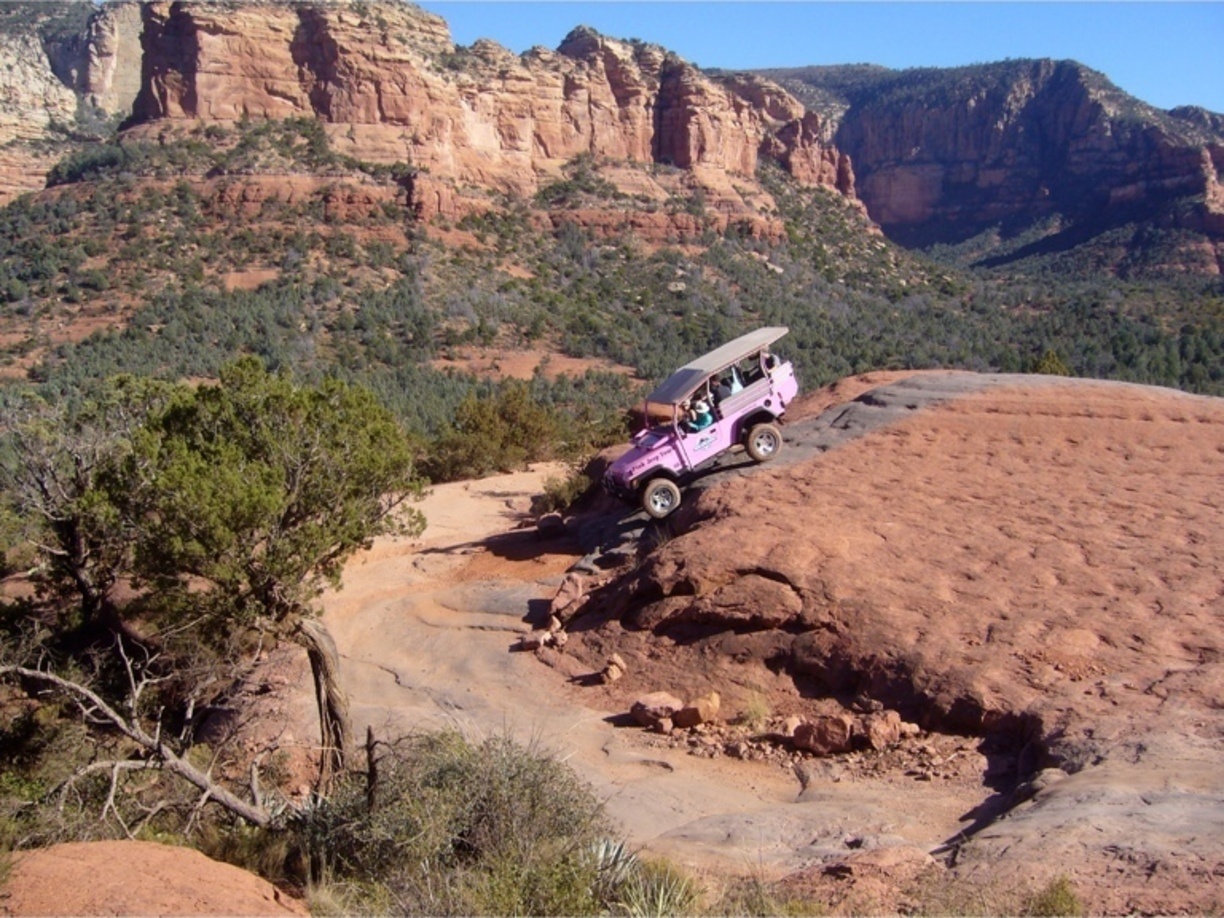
768 59 1224 246
125 3 853 204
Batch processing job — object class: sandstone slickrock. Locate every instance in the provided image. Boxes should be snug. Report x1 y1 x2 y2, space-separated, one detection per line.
562 371 1224 912
3 840 308 916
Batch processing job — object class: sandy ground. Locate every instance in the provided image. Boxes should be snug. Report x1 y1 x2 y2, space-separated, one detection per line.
293 460 1000 879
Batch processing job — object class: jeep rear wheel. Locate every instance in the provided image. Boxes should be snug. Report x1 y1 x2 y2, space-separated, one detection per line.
746 422 782 462
642 478 682 519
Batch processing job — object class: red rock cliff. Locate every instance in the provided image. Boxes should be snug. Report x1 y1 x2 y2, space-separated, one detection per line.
128 4 855 202
769 59 1224 249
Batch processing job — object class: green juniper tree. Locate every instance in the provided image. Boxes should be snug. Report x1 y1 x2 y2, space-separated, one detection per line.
124 357 426 789
1 359 426 823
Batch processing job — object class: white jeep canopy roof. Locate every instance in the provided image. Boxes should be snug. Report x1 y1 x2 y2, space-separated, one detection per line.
646 326 789 406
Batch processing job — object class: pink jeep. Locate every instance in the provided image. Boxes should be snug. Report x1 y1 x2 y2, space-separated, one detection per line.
604 326 799 518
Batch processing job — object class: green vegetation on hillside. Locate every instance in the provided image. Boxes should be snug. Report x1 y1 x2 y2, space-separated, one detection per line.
1 119 1220 460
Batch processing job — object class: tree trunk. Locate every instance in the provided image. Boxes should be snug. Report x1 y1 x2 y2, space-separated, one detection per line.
296 617 350 794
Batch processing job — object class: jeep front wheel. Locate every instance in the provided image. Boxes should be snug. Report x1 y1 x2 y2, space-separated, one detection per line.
746 422 782 462
642 478 682 519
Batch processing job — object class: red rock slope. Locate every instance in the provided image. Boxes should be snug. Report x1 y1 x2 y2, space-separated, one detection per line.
563 372 1224 913
1 840 306 916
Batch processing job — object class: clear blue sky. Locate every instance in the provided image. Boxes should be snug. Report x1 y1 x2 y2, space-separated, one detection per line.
415 2 1224 114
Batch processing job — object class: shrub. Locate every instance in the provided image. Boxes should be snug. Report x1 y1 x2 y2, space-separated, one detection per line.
1022 875 1085 917
616 856 700 917
280 729 613 915
424 381 560 482
532 466 593 515
710 873 826 916
1032 348 1073 376
736 692 771 731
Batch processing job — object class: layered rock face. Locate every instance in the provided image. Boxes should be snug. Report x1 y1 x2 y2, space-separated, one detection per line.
79 0 145 114
0 1 143 202
770 60 1224 248
127 3 854 202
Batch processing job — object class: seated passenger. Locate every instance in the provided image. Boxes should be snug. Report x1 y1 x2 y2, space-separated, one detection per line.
682 397 714 432
715 366 744 401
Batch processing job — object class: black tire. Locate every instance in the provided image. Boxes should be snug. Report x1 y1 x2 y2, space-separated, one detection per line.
641 478 682 519
745 422 782 462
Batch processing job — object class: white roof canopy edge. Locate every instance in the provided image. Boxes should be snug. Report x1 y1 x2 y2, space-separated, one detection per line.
646 326 790 406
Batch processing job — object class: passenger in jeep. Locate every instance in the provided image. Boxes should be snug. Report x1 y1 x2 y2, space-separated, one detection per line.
682 396 714 432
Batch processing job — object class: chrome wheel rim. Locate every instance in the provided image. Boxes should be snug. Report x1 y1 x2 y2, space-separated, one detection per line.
649 487 676 514
753 430 778 456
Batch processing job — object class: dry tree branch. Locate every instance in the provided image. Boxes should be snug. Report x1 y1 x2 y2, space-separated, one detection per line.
2 664 272 828
55 759 150 815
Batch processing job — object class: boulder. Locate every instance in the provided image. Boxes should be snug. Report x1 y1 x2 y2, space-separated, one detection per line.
630 691 684 729
674 691 721 728
550 571 588 618
793 714 856 755
861 710 903 750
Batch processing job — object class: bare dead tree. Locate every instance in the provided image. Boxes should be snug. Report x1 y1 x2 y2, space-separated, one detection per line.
2 657 272 829
297 616 350 794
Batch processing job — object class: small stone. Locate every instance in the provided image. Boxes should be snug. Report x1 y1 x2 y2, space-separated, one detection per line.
601 663 624 684
782 715 803 738
609 653 627 672
519 632 546 651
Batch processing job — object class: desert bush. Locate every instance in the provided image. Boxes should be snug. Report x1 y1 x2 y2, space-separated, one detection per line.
424 381 560 482
1032 348 1073 376
280 729 613 915
708 873 825 916
1022 875 1085 917
736 692 772 731
532 465 594 515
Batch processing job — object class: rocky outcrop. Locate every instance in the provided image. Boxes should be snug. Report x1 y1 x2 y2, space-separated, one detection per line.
126 5 854 204
0 30 78 146
766 60 1224 251
0 2 144 203
80 0 145 115
562 372 1224 912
